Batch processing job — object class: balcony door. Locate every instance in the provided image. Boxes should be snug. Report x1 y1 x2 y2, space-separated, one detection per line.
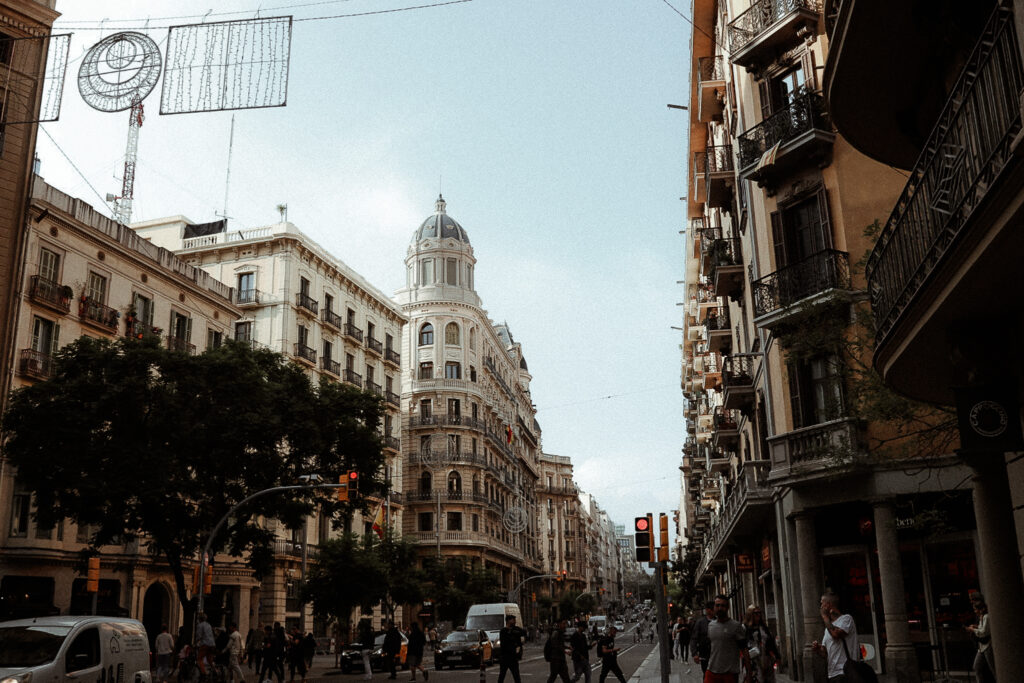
31 316 58 355
771 189 833 269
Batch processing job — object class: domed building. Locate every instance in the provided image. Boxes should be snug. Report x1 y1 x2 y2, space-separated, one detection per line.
395 196 544 613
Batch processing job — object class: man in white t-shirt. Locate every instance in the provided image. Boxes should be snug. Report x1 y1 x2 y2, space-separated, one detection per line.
811 592 858 683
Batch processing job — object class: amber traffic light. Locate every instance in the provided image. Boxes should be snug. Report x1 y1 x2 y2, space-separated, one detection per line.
86 557 100 593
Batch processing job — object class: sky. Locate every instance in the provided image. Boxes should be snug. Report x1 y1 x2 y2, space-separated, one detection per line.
38 0 693 532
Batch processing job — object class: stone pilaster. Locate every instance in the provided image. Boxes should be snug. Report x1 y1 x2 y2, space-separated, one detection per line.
873 502 919 683
794 512 820 682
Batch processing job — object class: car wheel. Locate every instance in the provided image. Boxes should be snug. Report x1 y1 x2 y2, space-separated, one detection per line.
341 665 351 675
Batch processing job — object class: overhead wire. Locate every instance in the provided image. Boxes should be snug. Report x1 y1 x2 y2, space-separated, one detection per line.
658 0 716 44
38 125 118 217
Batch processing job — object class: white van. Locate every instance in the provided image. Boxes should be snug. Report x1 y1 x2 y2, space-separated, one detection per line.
465 603 522 656
587 615 608 635
0 616 152 683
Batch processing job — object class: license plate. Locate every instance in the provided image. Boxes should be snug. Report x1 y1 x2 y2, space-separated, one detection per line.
450 655 461 661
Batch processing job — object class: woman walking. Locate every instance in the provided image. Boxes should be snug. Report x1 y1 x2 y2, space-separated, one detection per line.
744 605 780 683
407 622 429 681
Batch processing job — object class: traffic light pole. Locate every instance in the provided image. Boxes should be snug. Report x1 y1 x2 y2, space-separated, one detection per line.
652 562 671 683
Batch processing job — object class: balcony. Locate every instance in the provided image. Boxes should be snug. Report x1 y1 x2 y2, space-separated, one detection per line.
386 390 400 407
29 276 71 314
79 298 119 333
707 238 744 300
722 354 756 411
166 336 196 355
383 435 400 453
366 336 383 357
693 145 734 209
737 91 833 186
752 249 851 326
712 407 740 449
706 447 731 473
296 292 318 316
343 322 364 343
366 380 383 397
697 461 773 578
294 343 316 365
321 357 340 376
768 417 864 482
273 539 320 560
384 348 400 368
864 5 1024 403
18 349 53 380
236 288 262 306
697 55 727 122
704 306 731 353
727 0 821 72
343 369 362 388
322 308 343 330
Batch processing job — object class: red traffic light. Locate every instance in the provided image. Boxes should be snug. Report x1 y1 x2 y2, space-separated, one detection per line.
634 517 650 532
348 471 359 481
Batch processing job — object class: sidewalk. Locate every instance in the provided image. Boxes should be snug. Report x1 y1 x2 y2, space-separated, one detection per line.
627 650 797 683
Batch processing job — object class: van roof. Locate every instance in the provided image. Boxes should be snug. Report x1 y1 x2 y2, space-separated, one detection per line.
0 616 140 628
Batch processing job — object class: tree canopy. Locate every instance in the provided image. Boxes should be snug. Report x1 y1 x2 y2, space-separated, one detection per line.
2 336 388 616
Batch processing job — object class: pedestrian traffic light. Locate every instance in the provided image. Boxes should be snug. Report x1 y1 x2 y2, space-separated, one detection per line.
337 474 349 502
86 557 100 593
204 566 213 595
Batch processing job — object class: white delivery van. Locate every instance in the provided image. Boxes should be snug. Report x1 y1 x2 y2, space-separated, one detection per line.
587 615 608 635
0 616 152 683
465 603 522 657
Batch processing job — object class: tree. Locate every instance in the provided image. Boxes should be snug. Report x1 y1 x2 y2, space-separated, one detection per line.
420 559 502 625
302 533 384 639
376 530 426 620
2 336 388 628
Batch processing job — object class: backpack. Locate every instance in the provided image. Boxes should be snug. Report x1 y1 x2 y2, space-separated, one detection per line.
543 634 555 662
841 640 879 683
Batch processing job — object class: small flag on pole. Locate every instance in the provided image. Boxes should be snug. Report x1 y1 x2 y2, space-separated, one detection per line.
506 425 514 445
372 502 386 539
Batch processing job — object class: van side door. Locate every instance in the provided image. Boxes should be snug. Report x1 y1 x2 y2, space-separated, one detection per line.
63 627 102 679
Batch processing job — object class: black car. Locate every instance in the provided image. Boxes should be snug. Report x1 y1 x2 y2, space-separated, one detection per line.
339 632 410 674
434 629 493 669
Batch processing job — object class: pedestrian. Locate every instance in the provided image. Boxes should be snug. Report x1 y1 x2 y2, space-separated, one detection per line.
596 626 626 683
259 623 286 683
195 612 217 676
407 622 429 681
428 624 439 650
704 594 751 683
498 614 525 683
287 627 307 682
247 623 265 673
671 617 683 660
569 621 594 683
155 624 175 683
302 632 316 670
357 619 375 681
744 605 779 683
544 618 572 683
810 592 858 683
383 620 403 680
692 601 714 675
966 593 995 683
678 618 691 661
225 623 246 683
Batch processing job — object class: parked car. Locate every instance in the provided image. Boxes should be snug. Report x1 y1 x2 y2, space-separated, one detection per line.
339 632 409 674
434 629 493 669
613 621 624 631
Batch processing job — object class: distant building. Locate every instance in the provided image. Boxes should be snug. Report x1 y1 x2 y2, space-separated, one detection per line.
538 452 582 597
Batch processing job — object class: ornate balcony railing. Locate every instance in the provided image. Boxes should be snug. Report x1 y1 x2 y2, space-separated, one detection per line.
386 390 400 407
366 381 382 396
737 91 830 171
29 276 71 313
728 0 820 55
867 5 1023 345
708 238 743 272
713 407 738 431
384 435 400 451
344 369 362 387
697 55 727 84
344 322 364 342
294 343 316 364
321 357 340 376
166 336 196 355
296 292 318 314
322 309 343 329
236 288 261 305
698 461 772 575
704 306 730 332
752 249 850 318
723 354 755 389
385 348 401 366
79 297 119 332
18 349 53 380
366 336 383 355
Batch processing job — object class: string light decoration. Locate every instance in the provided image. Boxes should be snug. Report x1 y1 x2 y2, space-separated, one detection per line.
77 32 162 112
1 33 71 124
160 16 292 115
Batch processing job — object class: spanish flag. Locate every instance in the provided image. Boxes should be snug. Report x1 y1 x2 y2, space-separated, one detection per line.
371 502 386 539
506 424 514 445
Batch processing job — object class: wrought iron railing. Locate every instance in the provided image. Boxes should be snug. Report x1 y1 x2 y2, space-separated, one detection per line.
738 91 830 170
713 407 738 431
166 336 196 355
386 390 400 407
366 381 382 396
294 343 316 364
18 349 53 379
722 354 755 389
698 461 771 575
728 0 820 54
384 435 400 451
79 297 119 332
708 237 743 269
29 276 71 313
867 5 1023 345
296 292 318 314
694 145 735 193
344 369 362 387
697 55 727 84
322 309 343 329
366 336 383 355
752 249 850 317
236 288 261 305
321 357 340 375
344 322 364 342
385 348 401 366
704 306 730 332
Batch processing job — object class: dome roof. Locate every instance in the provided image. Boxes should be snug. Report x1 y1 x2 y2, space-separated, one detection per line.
413 195 470 244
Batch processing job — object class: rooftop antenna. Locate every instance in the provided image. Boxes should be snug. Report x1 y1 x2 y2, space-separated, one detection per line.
276 203 288 223
218 114 236 223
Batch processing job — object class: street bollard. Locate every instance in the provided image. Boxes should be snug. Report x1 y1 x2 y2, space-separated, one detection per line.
479 657 487 683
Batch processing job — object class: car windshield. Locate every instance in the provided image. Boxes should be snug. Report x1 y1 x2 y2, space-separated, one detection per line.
465 615 504 631
0 625 71 666
445 632 476 643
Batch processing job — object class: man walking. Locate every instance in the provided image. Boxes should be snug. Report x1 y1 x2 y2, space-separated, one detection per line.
705 595 750 683
498 614 526 683
225 623 246 683
155 624 175 683
196 612 216 676
569 621 594 683
692 601 714 675
811 592 858 683
246 623 265 674
383 620 403 680
597 626 626 683
545 619 572 683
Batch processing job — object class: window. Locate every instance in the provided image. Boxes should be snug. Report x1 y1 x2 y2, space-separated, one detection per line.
385 333 394 352
445 362 461 379
448 434 461 455
132 292 154 330
9 482 29 537
346 353 355 371
418 512 433 532
420 471 432 492
419 323 434 346
235 321 253 342
297 325 309 347
347 308 356 325
367 321 375 340
419 435 432 456
547 498 553 512
472 514 479 532
39 247 60 283
169 311 191 341
65 627 101 672
470 366 477 382
322 339 333 361
447 512 463 531
86 271 107 303
238 272 255 301
469 327 476 350
31 316 58 355
420 258 434 284
448 399 461 419
420 399 432 419
471 403 478 421
207 329 223 349
788 355 845 429
770 188 833 268
419 362 434 379
445 322 460 345
366 364 375 385
446 258 457 285
386 375 394 394
299 277 310 297
324 292 334 313
760 62 808 118
448 471 462 493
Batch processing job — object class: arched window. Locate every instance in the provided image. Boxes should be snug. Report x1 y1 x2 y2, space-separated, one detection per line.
448 471 462 494
445 322 460 346
420 471 432 493
469 327 476 350
419 323 434 346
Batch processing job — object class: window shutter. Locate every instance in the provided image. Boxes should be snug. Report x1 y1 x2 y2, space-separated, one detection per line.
185 316 193 342
787 362 805 430
816 186 834 252
758 80 772 120
770 211 786 269
52 323 60 356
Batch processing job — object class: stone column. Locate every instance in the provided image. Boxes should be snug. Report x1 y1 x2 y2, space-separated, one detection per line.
972 457 1024 683
794 512 821 682
873 502 919 683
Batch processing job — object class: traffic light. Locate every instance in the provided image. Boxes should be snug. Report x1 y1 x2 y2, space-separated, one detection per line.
86 557 100 593
204 566 213 595
658 513 669 562
348 470 359 495
635 516 651 563
337 474 349 502
561 570 567 582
